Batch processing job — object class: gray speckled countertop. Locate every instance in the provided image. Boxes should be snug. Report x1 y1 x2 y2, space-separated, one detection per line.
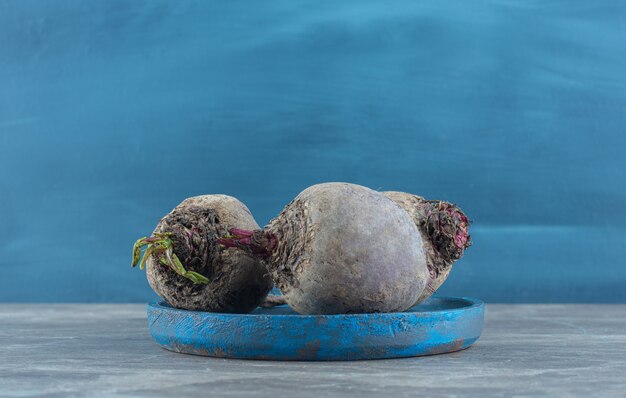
1 304 625 397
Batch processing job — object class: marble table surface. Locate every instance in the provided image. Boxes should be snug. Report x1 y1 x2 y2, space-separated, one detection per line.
1 304 625 397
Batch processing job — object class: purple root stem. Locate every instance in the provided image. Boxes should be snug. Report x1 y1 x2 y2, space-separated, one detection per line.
229 228 255 237
217 228 276 259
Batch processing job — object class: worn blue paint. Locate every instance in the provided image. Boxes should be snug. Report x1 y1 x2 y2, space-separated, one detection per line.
147 296 484 360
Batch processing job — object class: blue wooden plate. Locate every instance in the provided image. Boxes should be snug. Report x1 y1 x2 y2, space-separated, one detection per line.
147 296 484 361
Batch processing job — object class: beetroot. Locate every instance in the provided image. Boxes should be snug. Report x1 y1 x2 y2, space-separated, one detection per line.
383 192 471 303
219 183 428 314
132 195 272 313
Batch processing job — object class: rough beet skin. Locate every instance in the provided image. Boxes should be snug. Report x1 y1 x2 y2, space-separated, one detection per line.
219 183 429 315
383 191 471 303
134 195 272 313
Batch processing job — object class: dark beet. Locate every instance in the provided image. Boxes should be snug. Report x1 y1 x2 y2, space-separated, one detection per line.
219 183 429 315
132 195 272 313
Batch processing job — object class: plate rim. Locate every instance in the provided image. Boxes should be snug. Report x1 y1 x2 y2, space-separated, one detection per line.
148 295 484 319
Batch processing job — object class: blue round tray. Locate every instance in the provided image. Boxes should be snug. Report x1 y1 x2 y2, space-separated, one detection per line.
147 296 484 361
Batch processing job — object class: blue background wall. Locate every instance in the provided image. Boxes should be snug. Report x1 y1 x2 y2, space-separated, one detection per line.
1 1 625 303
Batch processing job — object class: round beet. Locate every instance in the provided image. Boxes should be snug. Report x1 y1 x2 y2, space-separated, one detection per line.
132 195 272 313
219 183 428 314
383 191 471 303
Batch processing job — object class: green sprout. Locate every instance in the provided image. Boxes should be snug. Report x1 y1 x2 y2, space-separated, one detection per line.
132 232 209 285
